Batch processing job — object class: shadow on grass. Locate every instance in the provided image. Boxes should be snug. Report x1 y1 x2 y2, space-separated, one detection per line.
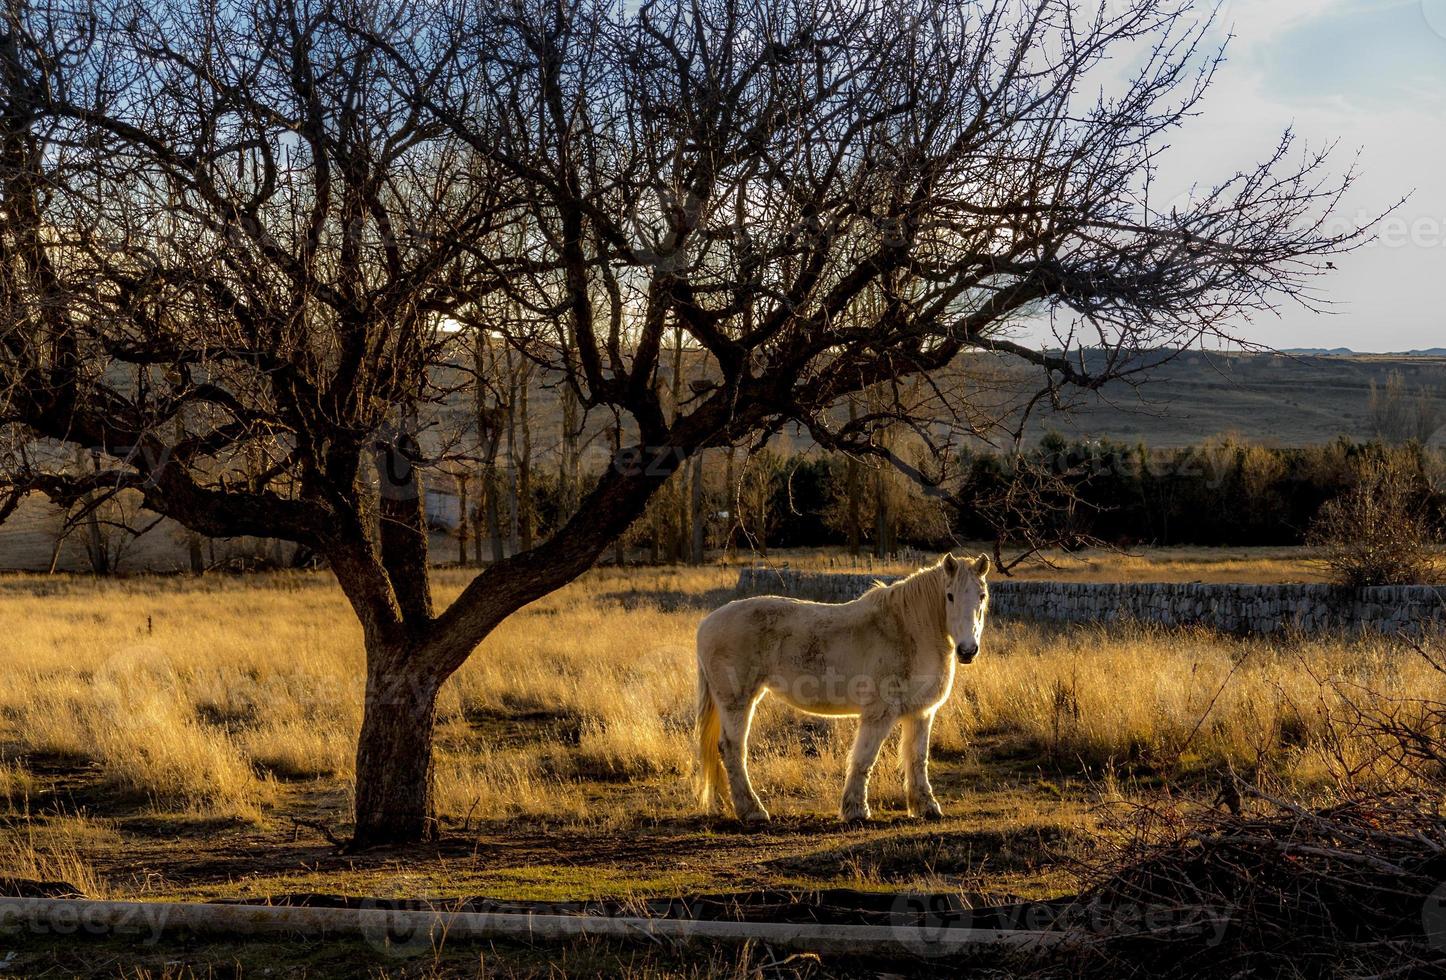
767 823 1095 883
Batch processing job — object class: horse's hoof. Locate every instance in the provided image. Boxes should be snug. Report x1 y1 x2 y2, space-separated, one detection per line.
917 804 944 822
738 809 771 827
839 807 871 824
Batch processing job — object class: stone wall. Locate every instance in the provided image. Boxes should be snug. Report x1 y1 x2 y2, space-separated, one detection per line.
734 568 1446 635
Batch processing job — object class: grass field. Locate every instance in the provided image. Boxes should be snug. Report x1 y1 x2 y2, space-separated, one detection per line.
0 549 1440 975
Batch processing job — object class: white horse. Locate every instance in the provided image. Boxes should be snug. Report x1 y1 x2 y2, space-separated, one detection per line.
695 553 991 824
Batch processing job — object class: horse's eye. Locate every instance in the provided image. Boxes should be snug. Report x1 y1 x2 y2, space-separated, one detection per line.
946 593 953 603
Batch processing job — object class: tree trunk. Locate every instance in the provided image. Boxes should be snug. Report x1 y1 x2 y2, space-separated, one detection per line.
46 530 63 575
505 357 520 558
351 644 444 848
560 383 579 520
611 421 625 566
473 329 504 565
689 452 705 565
472 499 484 565
455 473 469 566
675 476 688 563
723 446 737 556
671 326 687 564
517 367 534 552
84 501 109 574
846 397 861 557
81 449 110 575
873 462 890 559
486 463 504 563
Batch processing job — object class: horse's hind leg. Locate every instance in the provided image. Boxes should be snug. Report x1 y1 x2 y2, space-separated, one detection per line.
901 711 943 820
840 711 896 822
717 693 769 825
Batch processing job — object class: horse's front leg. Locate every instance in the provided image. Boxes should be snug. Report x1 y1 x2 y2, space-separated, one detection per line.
840 711 896 822
901 711 943 820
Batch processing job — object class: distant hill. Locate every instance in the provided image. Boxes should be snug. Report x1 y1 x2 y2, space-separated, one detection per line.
420 347 1446 453
461 347 1446 451
1018 350 1446 448
1282 347 1446 357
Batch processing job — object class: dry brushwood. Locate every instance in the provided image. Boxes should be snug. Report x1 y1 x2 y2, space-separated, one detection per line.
1053 786 1446 979
1308 454 1444 589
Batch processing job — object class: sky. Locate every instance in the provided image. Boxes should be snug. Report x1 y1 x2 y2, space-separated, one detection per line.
1049 0 1446 352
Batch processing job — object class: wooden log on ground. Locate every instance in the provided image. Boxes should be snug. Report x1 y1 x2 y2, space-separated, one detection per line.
0 896 1068 958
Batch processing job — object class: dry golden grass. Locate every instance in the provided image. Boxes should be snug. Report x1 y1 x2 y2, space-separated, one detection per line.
0 550 1439 900
0 759 38 811
433 747 590 825
0 560 1430 818
0 815 114 898
946 622 1446 785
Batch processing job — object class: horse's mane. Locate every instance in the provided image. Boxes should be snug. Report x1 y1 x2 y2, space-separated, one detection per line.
861 561 947 639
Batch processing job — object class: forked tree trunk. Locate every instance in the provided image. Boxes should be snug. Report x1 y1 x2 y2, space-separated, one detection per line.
352 644 445 848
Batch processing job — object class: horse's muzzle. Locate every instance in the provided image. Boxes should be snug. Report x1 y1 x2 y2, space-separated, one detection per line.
956 643 978 665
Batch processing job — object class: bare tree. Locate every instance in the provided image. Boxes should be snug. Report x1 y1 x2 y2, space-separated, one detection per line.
1369 371 1444 446
1 0 522 844
1309 451 1443 588
1 0 1367 846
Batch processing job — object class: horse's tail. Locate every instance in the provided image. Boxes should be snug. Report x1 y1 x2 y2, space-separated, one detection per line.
695 659 725 812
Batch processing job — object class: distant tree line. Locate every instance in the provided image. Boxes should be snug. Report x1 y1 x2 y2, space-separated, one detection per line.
559 435 1446 561
952 435 1445 551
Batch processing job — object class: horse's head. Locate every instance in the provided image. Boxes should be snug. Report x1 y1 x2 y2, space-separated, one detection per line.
942 553 991 664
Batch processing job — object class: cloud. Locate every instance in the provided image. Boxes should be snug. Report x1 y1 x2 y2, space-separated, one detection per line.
1064 1 1446 350
1007 2 1442 351
1188 1 1446 348
1218 0 1409 50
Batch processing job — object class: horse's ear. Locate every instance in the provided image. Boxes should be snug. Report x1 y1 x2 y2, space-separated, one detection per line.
943 553 959 575
974 554 992 577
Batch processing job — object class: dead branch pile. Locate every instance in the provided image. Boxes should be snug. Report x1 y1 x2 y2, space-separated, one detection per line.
1056 788 1446 979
